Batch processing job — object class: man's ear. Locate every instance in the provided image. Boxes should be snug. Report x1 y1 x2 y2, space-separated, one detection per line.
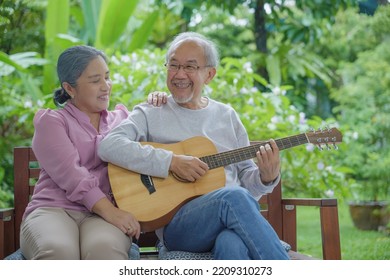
204 67 216 85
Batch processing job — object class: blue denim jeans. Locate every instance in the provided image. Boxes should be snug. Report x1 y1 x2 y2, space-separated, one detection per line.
163 186 290 260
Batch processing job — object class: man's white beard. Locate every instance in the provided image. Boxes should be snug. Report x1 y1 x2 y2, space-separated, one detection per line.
173 92 194 104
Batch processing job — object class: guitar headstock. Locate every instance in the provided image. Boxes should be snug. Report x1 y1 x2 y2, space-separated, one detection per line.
306 127 343 150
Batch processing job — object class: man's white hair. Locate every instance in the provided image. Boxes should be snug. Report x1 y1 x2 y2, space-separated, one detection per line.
165 32 220 67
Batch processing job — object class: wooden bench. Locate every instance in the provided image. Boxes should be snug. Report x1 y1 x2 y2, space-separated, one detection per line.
0 146 341 260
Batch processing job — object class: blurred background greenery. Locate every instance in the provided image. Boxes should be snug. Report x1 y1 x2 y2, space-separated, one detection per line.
1 0 389 254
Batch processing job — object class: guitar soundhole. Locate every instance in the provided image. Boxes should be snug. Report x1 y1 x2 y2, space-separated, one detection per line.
140 174 156 194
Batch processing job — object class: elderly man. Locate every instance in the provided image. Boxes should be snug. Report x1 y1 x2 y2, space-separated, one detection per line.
98 32 289 260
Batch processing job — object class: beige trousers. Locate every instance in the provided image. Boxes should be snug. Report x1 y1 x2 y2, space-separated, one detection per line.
20 207 132 260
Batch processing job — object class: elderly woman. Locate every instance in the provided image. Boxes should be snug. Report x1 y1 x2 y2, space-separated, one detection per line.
20 45 165 259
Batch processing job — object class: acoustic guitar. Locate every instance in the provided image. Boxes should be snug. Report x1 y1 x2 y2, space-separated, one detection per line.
108 128 342 232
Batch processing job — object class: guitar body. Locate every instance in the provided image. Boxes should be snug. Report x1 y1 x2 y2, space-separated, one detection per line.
108 136 226 231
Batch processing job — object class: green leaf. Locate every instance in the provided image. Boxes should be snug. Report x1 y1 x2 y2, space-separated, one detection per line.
9 52 47 68
44 0 70 93
18 72 44 102
266 55 281 86
45 0 70 43
96 0 139 48
0 51 27 73
128 10 159 52
80 0 102 44
0 52 47 77
55 34 84 45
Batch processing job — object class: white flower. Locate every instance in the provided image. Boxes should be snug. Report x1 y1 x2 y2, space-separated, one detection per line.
306 144 315 152
267 123 276 130
189 13 202 27
240 87 249 94
113 73 125 83
24 101 32 108
121 55 131 63
317 162 325 170
134 62 142 70
131 53 138 62
271 116 281 124
272 86 286 96
299 112 306 124
325 189 334 197
146 65 159 74
288 115 296 123
229 16 248 27
273 86 281 95
110 56 120 65
127 75 134 85
243 62 253 73
204 85 213 95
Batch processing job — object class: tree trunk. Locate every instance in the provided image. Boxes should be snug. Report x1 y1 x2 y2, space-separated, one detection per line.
254 0 268 81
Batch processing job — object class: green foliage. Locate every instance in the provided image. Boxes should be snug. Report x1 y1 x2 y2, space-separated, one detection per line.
79 0 102 44
0 73 41 207
0 48 51 208
108 48 167 109
43 0 70 93
95 0 139 48
127 10 159 52
0 0 45 54
331 6 390 201
190 4 257 60
266 0 357 44
148 4 186 47
319 8 378 70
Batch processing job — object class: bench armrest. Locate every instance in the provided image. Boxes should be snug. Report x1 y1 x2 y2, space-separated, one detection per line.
0 208 16 259
282 198 337 207
281 198 341 260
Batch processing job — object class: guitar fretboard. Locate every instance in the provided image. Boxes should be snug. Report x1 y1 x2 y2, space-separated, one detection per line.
199 133 308 170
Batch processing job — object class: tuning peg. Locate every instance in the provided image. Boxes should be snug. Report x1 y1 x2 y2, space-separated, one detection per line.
326 144 331 150
324 125 330 131
333 143 338 150
317 145 323 151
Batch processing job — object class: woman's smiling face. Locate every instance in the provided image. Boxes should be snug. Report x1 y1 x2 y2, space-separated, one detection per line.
64 55 112 115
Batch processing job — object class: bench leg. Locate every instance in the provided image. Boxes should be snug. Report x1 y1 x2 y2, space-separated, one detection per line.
320 206 341 260
282 205 297 251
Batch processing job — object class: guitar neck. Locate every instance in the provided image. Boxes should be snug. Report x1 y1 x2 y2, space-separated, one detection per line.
199 133 308 170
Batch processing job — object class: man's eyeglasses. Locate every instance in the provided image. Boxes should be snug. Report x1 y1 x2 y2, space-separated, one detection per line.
164 63 211 74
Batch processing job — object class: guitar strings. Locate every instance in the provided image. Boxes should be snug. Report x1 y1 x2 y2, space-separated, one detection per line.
200 134 309 169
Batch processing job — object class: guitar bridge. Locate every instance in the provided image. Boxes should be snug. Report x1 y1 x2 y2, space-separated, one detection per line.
140 174 156 194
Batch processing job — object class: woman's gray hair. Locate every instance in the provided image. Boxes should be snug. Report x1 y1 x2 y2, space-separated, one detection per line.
165 32 219 67
53 45 107 107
